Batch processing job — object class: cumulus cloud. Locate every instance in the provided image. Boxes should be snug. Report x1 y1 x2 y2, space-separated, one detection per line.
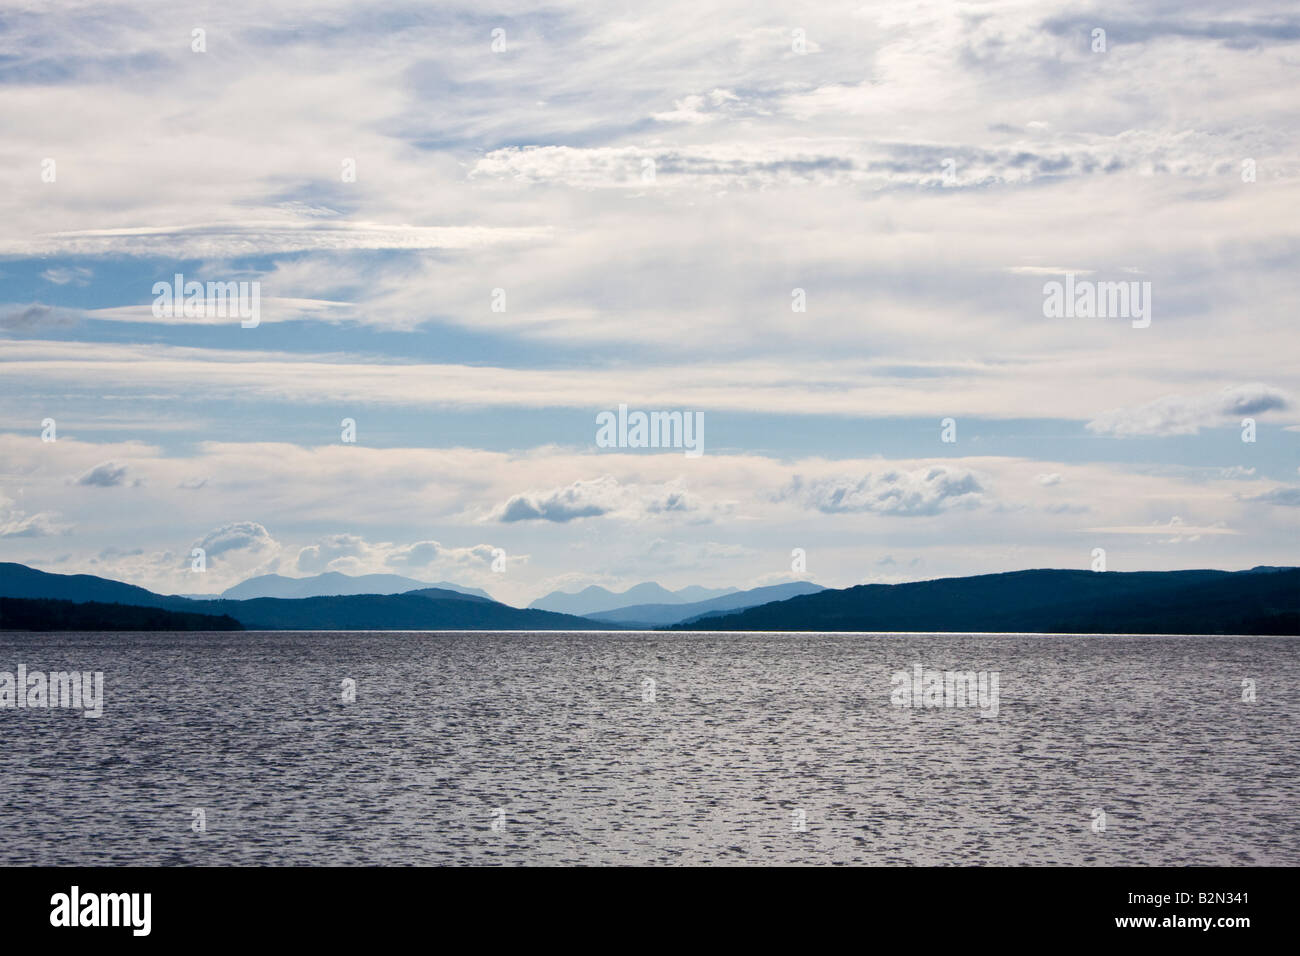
291 534 507 576
1087 385 1292 437
652 88 745 125
76 461 129 487
296 533 368 573
778 467 984 516
384 540 442 568
494 476 696 523
391 540 503 570
194 521 280 562
0 493 64 538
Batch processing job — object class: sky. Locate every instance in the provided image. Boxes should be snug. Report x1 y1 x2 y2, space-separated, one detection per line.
0 0 1297 605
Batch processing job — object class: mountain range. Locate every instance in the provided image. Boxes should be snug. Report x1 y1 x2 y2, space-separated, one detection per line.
527 582 738 616
585 581 825 626
1 562 1294 634
0 563 822 630
216 572 492 601
0 563 600 631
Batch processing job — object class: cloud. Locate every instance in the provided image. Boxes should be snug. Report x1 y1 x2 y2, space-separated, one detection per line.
6 329 1293 426
467 140 1136 191
495 475 696 523
0 303 81 330
296 533 367 573
384 540 442 568
641 538 752 569
3 429 1296 599
778 467 984 516
194 521 279 561
293 534 505 575
1085 516 1239 541
4 222 554 259
75 461 128 487
98 546 143 558
1042 14 1300 50
39 266 92 286
86 296 358 328
1086 385 1292 437
1 0 1298 596
0 493 64 538
1246 486 1300 507
385 540 504 572
1037 473 1063 486
652 88 744 125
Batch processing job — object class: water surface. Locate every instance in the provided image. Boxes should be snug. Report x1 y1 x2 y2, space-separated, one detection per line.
1 631 1295 865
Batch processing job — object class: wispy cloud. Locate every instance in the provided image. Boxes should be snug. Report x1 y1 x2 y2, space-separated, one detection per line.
1087 385 1292 437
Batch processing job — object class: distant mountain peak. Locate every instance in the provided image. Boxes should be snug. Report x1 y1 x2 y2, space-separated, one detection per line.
220 571 493 602
585 581 827 627
527 581 738 616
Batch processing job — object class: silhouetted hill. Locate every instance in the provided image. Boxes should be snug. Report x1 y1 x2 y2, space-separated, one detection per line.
0 597 243 631
5 562 1293 634
0 563 607 630
670 568 1300 634
0 562 182 609
587 581 826 626
178 591 602 630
